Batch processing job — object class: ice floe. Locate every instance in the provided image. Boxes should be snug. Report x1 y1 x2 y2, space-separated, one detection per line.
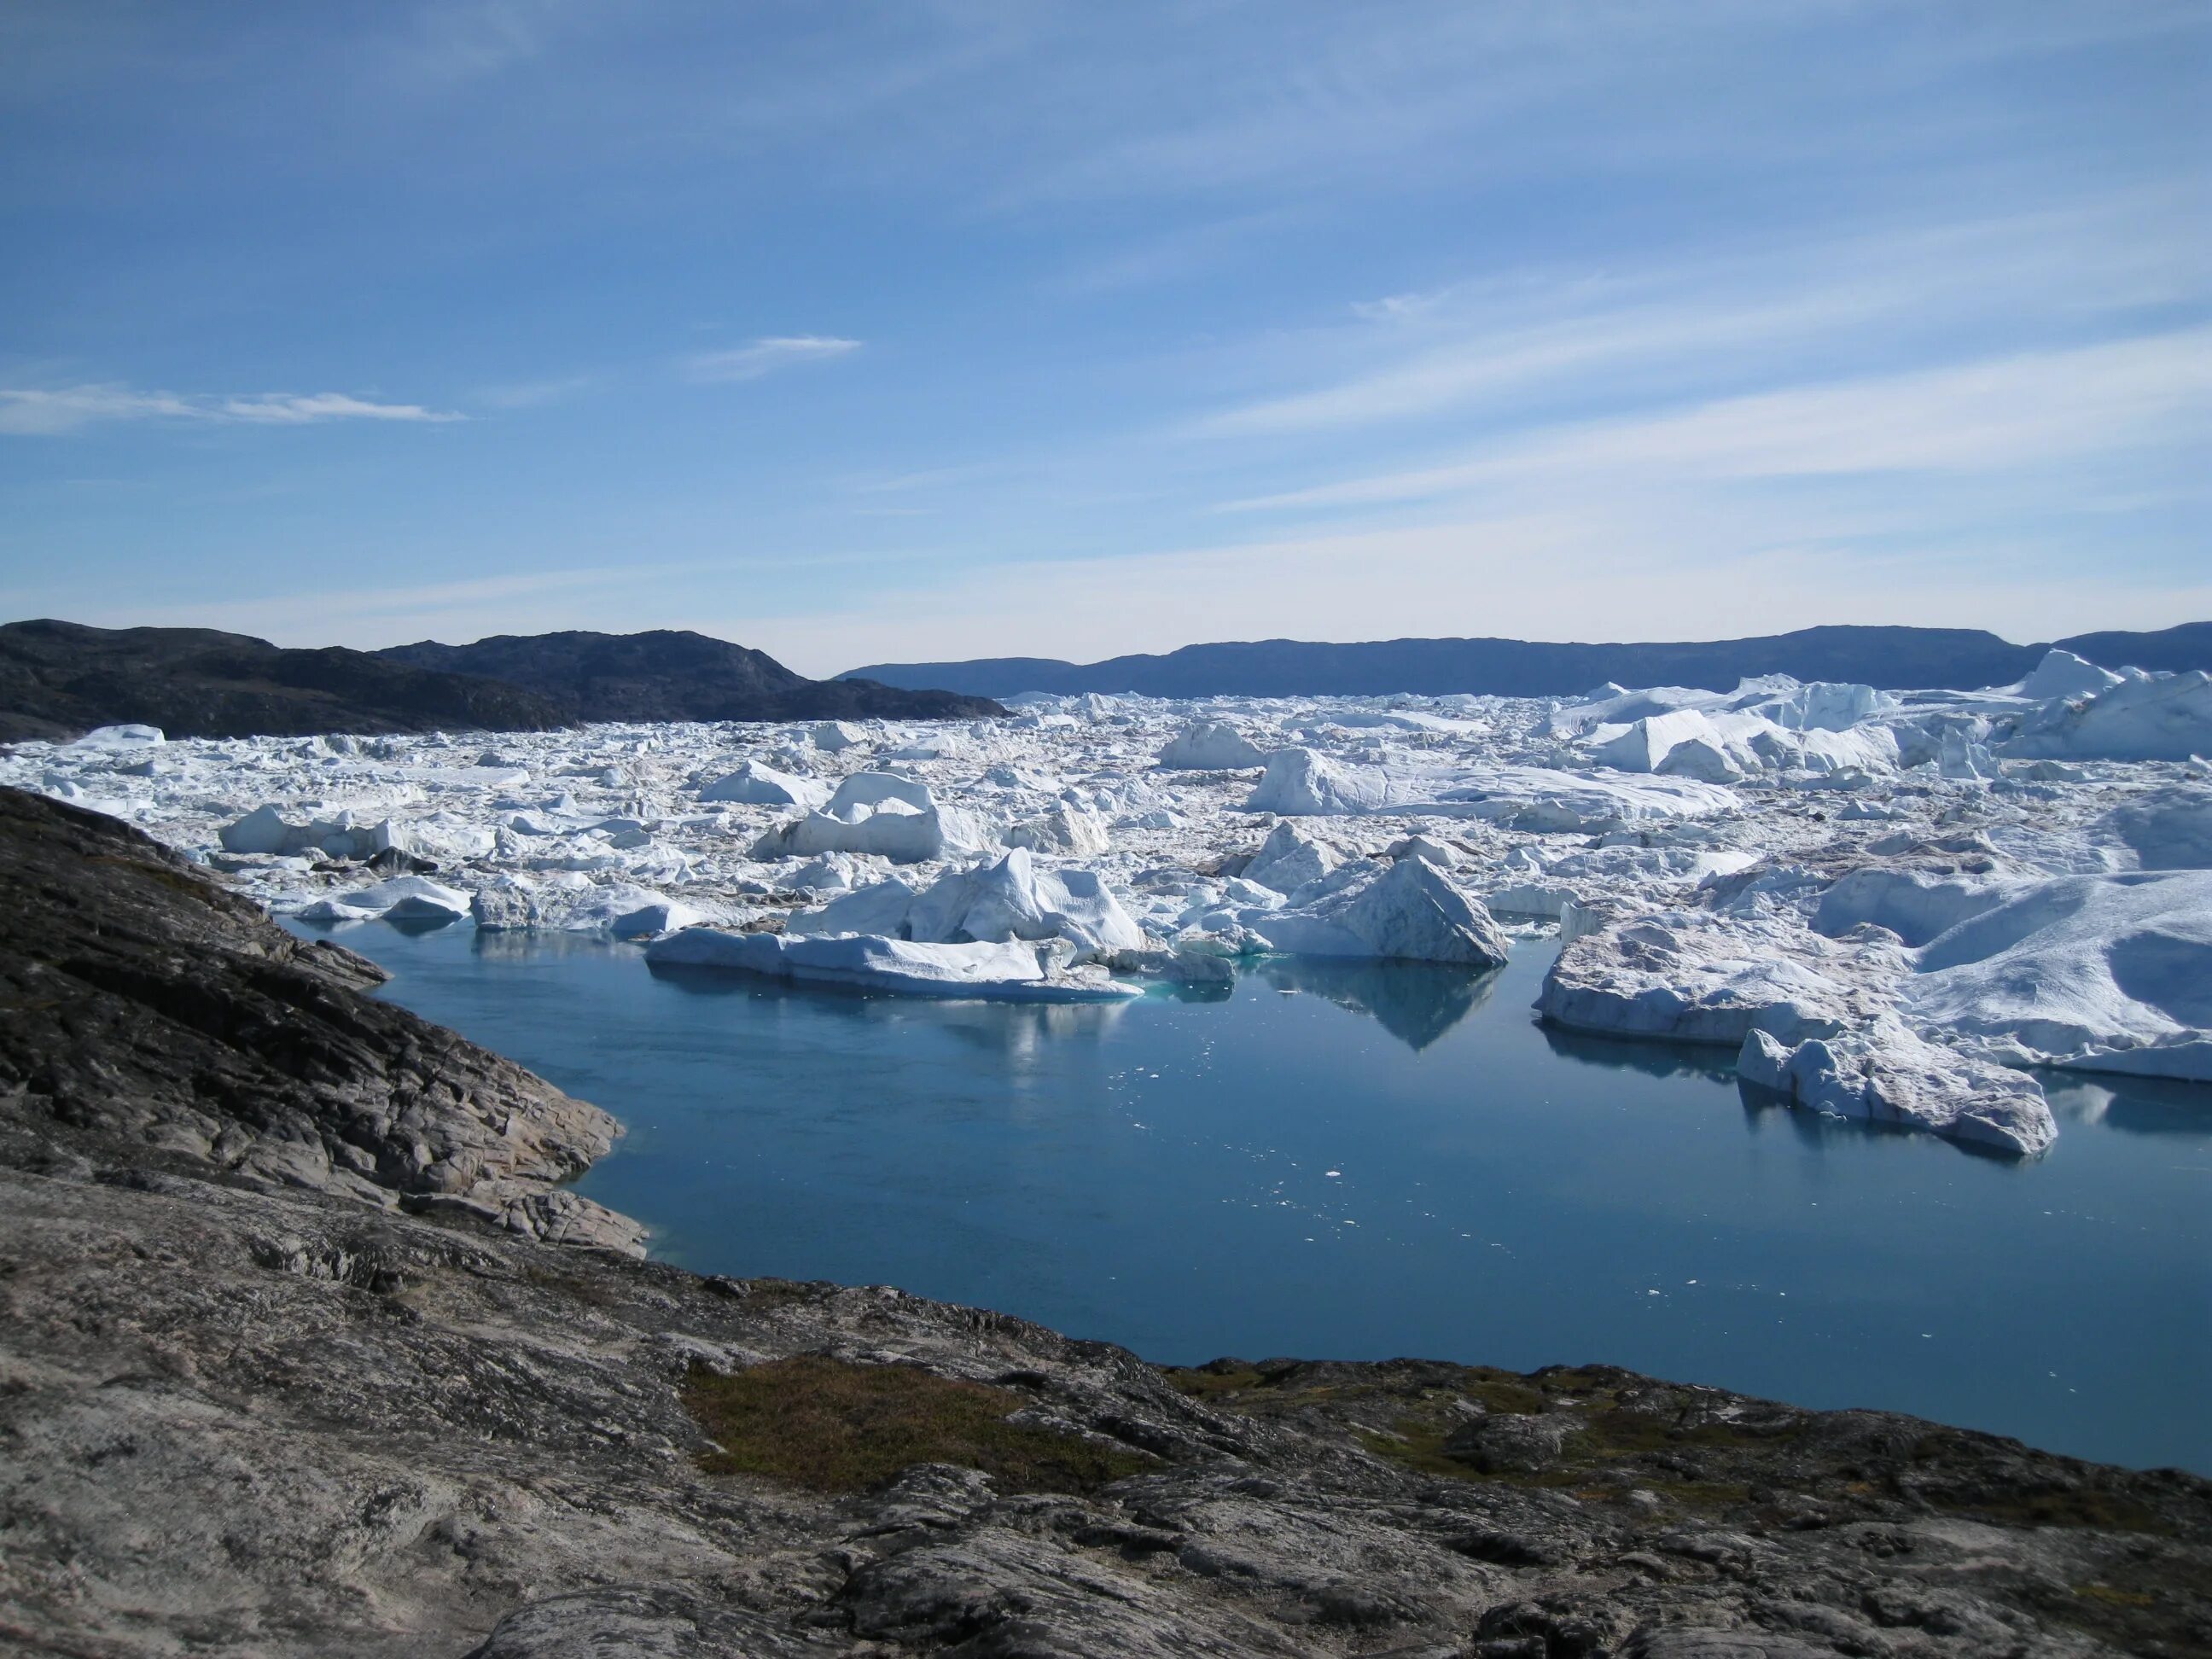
11 644 2210 1156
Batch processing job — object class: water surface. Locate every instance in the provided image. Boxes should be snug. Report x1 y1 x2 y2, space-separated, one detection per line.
312 921 2212 1475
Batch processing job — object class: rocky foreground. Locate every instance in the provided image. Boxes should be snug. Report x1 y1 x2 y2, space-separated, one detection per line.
1 789 2206 1658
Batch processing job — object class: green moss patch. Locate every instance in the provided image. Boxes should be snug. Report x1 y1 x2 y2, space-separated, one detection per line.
684 1356 1155 1494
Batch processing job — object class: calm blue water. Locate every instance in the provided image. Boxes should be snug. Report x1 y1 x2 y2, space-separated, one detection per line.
306 920 2211 1475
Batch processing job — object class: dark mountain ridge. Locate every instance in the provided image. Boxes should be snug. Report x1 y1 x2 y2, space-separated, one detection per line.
0 620 1003 742
845 620 2212 700
0 619 569 743
378 629 1002 723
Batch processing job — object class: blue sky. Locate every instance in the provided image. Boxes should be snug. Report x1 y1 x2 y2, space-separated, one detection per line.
1 1 2205 677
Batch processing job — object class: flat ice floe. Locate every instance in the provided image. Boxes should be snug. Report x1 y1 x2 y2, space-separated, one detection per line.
9 649 2209 1155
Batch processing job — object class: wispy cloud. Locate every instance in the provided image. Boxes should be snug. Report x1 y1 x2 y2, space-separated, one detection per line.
686 336 862 383
474 372 600 410
1191 195 2205 440
0 383 464 436
1221 329 2212 513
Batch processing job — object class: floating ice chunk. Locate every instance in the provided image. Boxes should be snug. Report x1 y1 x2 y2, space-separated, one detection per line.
1738 1019 2055 1156
2002 671 2212 763
1251 857 1510 968
299 874 470 924
1592 709 1732 775
750 772 990 864
1427 766 1738 829
812 721 864 752
1539 914 1895 1046
1003 801 1111 856
1483 882 1580 920
1241 821 1344 894
698 760 830 809
1726 680 1895 731
217 805 411 861
792 847 1144 960
2016 649 2124 702
64 724 165 749
1243 748 1392 815
783 852 870 892
1155 720 1269 770
218 804 297 855
644 928 1138 1001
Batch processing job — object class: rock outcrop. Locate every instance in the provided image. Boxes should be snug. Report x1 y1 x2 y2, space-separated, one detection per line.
0 787 640 1253
1 787 2206 1657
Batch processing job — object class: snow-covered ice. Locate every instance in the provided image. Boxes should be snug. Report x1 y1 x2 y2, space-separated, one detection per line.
11 644 2209 1155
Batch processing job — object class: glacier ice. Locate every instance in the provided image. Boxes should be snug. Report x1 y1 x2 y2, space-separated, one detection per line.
13 642 2210 1156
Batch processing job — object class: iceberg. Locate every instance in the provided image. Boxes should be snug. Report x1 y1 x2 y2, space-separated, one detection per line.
1243 747 1392 814
1250 856 1511 968
789 847 1145 960
644 928 1138 1002
1155 720 1268 770
2002 671 2212 763
751 772 991 863
1738 1019 2055 1156
697 760 830 809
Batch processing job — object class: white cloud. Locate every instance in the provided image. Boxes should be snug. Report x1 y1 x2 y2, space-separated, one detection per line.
0 383 463 435
686 336 863 383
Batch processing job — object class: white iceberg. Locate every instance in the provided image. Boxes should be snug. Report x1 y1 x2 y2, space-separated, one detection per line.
697 760 830 809
1156 720 1268 770
789 847 1144 960
1738 1019 2055 1156
643 929 1138 1002
1250 856 1511 968
1243 747 1393 815
297 875 471 924
2002 671 2212 763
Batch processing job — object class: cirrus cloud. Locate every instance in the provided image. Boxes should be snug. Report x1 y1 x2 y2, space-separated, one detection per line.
0 383 464 436
685 335 863 383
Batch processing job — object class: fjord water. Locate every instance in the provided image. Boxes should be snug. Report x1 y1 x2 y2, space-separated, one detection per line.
321 922 2210 1476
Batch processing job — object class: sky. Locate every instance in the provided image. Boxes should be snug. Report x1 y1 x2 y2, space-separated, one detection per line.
1 1 2206 678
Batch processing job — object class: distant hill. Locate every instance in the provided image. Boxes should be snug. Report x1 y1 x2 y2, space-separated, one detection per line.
0 621 1003 743
376 631 1004 723
844 622 2212 700
0 620 568 743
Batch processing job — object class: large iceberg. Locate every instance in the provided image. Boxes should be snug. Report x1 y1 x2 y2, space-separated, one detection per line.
697 760 830 808
2001 671 2212 763
789 847 1144 960
1156 720 1268 770
644 929 1138 1002
1243 747 1393 814
751 771 990 863
1251 856 1511 968
1738 1019 2055 1156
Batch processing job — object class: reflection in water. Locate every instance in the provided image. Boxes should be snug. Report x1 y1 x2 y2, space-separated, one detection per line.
2045 1073 2212 1136
645 957 1131 1059
1538 1018 1741 1083
306 917 2212 1476
1254 956 1500 1051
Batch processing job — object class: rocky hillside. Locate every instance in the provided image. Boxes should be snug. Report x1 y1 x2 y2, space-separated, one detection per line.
0 621 1003 742
377 629 1006 723
1 788 2205 1657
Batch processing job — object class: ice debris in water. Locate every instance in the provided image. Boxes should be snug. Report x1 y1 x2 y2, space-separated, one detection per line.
12 649 2211 1154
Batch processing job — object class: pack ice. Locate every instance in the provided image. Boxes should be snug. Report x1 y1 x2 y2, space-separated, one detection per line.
10 646 2208 1153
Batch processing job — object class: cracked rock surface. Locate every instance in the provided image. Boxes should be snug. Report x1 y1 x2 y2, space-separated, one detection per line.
1 786 2206 1657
